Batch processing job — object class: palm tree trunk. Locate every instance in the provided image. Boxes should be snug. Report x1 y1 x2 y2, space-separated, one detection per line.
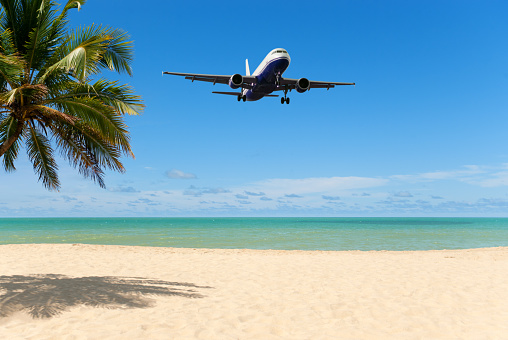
0 120 24 157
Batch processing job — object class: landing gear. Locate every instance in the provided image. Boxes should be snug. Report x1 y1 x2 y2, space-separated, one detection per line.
280 85 290 104
238 94 246 102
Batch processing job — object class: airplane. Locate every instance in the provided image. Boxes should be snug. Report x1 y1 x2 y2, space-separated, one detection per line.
163 48 355 104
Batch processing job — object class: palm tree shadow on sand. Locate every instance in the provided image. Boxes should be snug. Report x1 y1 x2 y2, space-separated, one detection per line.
0 274 212 319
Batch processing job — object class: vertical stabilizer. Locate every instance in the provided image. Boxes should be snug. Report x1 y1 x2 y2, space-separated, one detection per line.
245 59 250 76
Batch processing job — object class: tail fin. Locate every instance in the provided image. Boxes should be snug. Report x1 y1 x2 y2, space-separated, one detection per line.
245 59 250 76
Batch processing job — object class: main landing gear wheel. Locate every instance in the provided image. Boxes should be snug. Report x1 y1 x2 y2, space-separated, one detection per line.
238 94 246 102
281 84 290 104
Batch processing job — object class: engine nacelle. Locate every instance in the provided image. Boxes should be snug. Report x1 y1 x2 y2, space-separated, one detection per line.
296 78 310 93
229 74 243 89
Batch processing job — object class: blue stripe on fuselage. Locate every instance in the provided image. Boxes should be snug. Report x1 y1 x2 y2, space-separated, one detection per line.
245 57 290 101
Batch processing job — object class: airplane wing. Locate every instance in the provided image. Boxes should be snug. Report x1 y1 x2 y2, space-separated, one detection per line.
163 72 258 89
276 78 355 91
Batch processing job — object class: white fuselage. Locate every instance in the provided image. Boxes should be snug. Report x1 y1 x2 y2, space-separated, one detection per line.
243 48 291 101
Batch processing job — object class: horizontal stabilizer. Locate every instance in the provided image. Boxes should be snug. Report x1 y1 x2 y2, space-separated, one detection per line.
212 91 242 96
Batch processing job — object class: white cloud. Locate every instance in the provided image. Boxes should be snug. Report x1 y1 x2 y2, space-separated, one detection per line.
61 195 77 202
471 171 508 187
165 169 197 179
108 186 140 193
183 185 231 197
393 191 413 198
244 191 266 196
246 176 388 197
391 165 485 182
322 195 341 201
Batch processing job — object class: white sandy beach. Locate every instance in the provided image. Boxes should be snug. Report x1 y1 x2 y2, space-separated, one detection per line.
1 244 507 339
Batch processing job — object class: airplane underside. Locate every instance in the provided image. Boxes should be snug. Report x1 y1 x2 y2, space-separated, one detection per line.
241 57 291 103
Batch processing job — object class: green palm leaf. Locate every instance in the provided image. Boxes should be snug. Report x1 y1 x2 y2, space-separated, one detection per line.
99 27 133 76
39 25 110 82
52 79 143 115
0 114 20 171
50 96 132 155
52 122 106 188
26 121 59 190
0 51 24 88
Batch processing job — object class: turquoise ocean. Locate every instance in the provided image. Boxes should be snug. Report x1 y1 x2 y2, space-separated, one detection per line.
1 218 508 251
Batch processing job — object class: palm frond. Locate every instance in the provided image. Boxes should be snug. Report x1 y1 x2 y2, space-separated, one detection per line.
24 0 59 74
0 26 16 54
0 51 24 88
1 0 47 54
52 121 107 188
26 120 60 190
0 82 45 106
0 114 21 171
98 27 133 76
38 24 112 82
53 119 124 173
49 96 132 156
0 0 21 48
42 1 86 54
50 78 144 115
28 104 78 125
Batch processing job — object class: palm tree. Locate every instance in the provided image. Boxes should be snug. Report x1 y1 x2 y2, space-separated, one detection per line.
0 0 143 190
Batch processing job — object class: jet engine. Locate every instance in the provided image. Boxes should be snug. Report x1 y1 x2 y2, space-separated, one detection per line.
229 74 243 89
295 78 310 93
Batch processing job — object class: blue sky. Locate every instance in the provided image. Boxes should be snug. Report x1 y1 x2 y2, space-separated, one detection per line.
2 0 508 217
